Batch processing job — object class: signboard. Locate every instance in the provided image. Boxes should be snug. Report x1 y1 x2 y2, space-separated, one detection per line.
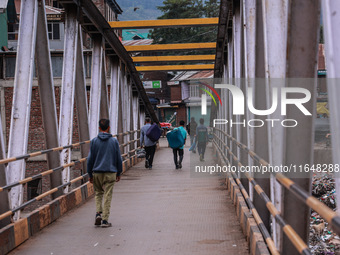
318 70 327 76
167 81 180 86
143 80 162 89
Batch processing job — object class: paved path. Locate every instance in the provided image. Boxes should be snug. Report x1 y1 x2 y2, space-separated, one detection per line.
10 139 249 255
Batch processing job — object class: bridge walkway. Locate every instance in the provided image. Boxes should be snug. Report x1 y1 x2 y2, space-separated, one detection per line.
9 139 248 255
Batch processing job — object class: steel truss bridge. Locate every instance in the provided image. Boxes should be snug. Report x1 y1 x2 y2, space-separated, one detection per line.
1 0 340 255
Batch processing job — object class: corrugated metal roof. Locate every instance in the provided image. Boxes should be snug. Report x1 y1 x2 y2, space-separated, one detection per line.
171 71 198 81
190 70 214 79
171 70 213 81
122 39 153 46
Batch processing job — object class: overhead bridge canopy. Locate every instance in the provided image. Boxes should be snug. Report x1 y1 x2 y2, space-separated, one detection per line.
136 64 214 72
113 18 219 72
109 17 219 29
124 42 217 52
131 55 216 63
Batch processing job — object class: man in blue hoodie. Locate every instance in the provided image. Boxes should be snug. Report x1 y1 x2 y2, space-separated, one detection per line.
87 119 122 228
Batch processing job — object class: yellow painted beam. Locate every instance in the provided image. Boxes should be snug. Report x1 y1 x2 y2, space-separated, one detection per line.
136 64 214 72
125 42 216 52
132 55 216 62
109 18 219 29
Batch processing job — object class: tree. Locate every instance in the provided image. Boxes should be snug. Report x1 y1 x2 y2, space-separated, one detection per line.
149 0 219 46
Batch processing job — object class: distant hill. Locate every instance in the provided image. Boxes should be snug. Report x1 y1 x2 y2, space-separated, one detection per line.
116 0 164 21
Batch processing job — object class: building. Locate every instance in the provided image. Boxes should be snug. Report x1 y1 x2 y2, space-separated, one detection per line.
165 70 214 127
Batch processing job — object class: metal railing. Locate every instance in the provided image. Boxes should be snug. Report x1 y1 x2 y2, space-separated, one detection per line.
213 127 340 255
0 129 141 223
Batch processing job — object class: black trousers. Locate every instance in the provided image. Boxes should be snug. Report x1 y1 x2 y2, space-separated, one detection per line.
145 145 156 167
172 148 184 166
197 142 206 157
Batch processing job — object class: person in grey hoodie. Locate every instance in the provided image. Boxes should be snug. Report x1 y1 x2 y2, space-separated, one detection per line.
87 119 122 228
140 117 157 169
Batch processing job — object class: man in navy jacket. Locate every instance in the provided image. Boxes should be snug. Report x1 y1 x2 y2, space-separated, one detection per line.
87 119 122 227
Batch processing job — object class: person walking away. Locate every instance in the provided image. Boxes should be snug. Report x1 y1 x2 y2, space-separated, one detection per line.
140 117 157 169
196 118 208 161
187 117 197 153
87 119 122 228
173 120 187 169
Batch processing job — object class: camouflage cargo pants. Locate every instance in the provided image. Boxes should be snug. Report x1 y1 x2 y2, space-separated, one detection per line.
93 172 116 221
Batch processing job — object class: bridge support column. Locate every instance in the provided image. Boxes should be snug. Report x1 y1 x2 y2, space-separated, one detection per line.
282 1 320 254
59 7 78 191
74 27 90 174
100 55 109 119
262 0 289 248
0 114 10 227
252 0 271 232
109 57 120 135
35 0 62 197
322 0 340 215
243 0 256 197
89 36 103 139
7 0 38 219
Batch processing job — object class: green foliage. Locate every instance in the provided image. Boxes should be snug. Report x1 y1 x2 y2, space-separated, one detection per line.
149 0 219 51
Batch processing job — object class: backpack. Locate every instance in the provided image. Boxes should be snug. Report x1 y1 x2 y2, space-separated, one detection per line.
146 123 162 142
166 128 185 149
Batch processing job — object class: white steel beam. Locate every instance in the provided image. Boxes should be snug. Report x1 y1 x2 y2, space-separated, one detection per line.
35 0 62 197
75 27 90 173
0 112 10 227
233 3 242 171
7 0 38 219
322 0 340 214
89 36 103 139
252 0 270 232
262 0 288 246
132 95 139 149
109 57 120 135
243 0 256 200
100 54 109 119
59 7 78 191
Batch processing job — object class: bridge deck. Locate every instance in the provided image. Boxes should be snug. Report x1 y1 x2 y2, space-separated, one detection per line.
9 139 248 255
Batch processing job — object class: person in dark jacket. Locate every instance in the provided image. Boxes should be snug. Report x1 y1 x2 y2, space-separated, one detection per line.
196 118 208 161
187 117 197 153
140 117 157 169
87 119 122 228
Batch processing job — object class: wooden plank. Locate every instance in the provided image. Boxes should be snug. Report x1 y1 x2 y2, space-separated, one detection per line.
125 42 216 52
109 18 219 29
132 55 215 62
136 64 214 72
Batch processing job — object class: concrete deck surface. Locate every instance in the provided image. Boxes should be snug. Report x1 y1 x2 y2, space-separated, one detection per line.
10 139 249 255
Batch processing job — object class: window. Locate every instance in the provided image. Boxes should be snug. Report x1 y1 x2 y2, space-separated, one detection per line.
8 23 19 40
52 0 61 8
47 23 60 40
189 85 200 98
